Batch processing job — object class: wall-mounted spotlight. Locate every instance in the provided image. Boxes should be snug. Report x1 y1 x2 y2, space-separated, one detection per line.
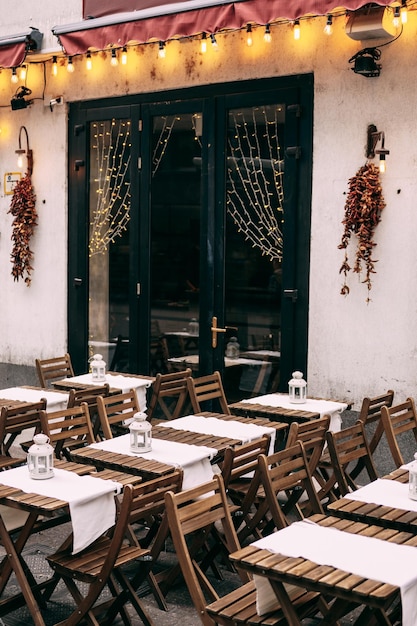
366 124 389 173
11 86 33 111
349 47 381 77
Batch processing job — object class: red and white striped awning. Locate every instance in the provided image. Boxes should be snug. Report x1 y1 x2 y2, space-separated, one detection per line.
53 0 395 56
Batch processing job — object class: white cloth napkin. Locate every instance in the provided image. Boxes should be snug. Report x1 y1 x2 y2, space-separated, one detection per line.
0 387 68 412
242 393 347 432
65 374 151 411
345 478 417 511
90 434 216 490
0 465 120 554
251 520 417 625
160 415 275 454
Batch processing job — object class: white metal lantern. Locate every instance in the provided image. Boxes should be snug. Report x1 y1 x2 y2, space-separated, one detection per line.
288 371 307 404
129 412 152 453
90 353 106 382
27 433 54 480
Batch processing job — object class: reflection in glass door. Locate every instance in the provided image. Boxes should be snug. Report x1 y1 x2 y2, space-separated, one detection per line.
88 118 131 371
223 104 284 401
149 113 202 375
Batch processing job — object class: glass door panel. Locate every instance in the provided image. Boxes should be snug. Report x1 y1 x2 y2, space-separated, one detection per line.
88 118 131 371
149 112 202 375
223 104 284 401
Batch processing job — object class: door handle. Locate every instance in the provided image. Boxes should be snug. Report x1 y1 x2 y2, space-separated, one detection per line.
284 289 298 302
211 317 238 348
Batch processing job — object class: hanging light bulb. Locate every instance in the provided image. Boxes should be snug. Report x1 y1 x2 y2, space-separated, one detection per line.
158 41 166 58
110 48 118 66
86 51 92 71
52 56 58 77
121 46 128 65
401 0 408 24
293 20 301 40
201 32 207 53
19 65 27 81
379 153 387 174
324 15 333 35
393 6 400 28
210 33 218 48
67 56 74 73
263 24 272 43
246 24 253 47
11 68 18 84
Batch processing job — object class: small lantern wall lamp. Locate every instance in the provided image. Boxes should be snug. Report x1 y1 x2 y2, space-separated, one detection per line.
15 125 33 175
366 124 389 173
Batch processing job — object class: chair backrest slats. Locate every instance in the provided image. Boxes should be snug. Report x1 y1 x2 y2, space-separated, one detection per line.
35 354 74 388
381 398 417 468
186 371 230 415
96 390 140 440
147 369 192 422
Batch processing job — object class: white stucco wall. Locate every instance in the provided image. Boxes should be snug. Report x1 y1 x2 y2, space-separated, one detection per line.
0 3 414 406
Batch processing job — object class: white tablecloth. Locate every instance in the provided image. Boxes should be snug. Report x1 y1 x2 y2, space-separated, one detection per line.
0 465 121 554
65 374 152 411
242 393 347 432
0 387 69 412
160 415 275 454
90 433 216 490
251 520 417 625
346 478 417 511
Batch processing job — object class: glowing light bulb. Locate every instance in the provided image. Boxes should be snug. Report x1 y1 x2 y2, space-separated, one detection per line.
210 33 218 48
324 15 333 35
158 41 166 58
110 49 118 66
401 1 408 24
293 20 300 40
11 68 18 84
201 32 207 53
393 6 400 28
379 155 386 174
246 24 253 47
16 150 24 168
67 57 74 73
52 56 58 76
86 52 92 71
264 24 272 43
121 47 128 65
19 65 27 81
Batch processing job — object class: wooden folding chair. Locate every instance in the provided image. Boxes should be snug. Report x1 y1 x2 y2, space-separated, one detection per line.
380 397 417 468
165 474 322 626
35 353 74 388
358 390 395 453
39 403 96 460
96 389 139 440
0 400 46 457
46 483 155 626
67 384 110 439
187 371 230 415
326 420 378 496
286 415 334 508
147 369 192 422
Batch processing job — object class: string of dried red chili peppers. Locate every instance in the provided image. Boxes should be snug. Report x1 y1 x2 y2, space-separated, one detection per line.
8 173 37 286
338 162 385 302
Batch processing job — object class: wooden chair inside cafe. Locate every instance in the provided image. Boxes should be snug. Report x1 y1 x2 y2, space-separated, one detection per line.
35 353 74 388
147 368 192 422
187 370 230 415
165 474 323 626
46 482 155 626
380 397 417 468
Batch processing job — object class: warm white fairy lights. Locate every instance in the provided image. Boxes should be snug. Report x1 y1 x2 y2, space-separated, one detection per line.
226 106 284 260
89 119 132 256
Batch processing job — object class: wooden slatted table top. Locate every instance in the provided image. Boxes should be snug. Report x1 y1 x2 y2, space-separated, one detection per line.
70 446 177 480
230 513 406 616
228 400 320 423
327 467 417 532
151 424 241 456
196 411 288 434
52 371 155 392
